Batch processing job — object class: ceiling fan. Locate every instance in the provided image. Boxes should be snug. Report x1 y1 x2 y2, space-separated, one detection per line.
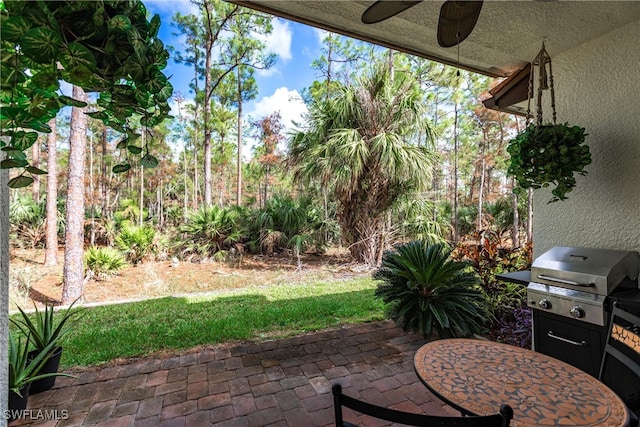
361 1 483 48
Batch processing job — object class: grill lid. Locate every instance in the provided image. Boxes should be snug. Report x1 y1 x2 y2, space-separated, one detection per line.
531 246 640 296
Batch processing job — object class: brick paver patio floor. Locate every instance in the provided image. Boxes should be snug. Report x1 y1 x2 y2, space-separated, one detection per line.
10 320 458 427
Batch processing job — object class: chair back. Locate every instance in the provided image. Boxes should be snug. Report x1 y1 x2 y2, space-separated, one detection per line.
332 383 513 427
599 303 640 416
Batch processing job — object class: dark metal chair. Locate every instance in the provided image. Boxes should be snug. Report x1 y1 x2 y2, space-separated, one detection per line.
599 303 640 426
332 383 513 427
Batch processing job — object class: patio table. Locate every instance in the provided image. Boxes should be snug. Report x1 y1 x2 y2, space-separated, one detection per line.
414 338 632 427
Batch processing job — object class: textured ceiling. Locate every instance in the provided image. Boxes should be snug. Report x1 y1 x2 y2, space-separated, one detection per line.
230 1 640 78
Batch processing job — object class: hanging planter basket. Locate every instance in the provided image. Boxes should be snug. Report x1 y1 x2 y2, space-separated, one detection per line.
507 43 591 203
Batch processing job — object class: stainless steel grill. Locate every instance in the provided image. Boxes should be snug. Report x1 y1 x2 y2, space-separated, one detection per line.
527 246 640 381
527 246 640 326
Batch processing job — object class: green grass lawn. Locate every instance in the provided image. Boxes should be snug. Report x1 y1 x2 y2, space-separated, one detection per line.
18 278 385 369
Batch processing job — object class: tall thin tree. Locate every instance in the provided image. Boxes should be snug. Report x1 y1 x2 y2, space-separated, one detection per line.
61 86 88 304
44 117 59 266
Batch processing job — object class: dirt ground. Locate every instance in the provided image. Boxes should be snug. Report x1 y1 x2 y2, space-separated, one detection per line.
8 247 370 309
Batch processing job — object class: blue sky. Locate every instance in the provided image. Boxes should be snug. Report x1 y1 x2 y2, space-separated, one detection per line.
145 0 327 135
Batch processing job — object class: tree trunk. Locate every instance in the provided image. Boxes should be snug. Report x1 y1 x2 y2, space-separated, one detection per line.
453 102 460 243
183 147 188 219
477 132 486 232
62 86 88 304
202 3 214 207
89 132 95 246
44 118 58 266
31 137 41 201
511 177 520 248
139 163 144 226
236 71 243 206
527 188 533 244
100 126 108 217
139 131 144 226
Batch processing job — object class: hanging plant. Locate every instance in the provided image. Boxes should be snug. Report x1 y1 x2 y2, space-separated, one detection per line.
507 123 590 202
507 43 591 203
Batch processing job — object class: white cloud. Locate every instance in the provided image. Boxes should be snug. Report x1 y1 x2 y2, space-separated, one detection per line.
249 87 308 135
145 0 199 18
263 19 293 62
313 28 329 45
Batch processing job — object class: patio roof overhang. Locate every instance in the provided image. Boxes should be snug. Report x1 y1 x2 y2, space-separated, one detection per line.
229 1 640 109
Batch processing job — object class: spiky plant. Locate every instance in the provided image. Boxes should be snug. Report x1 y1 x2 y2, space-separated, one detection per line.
85 246 127 280
177 205 245 259
373 241 489 339
115 225 156 265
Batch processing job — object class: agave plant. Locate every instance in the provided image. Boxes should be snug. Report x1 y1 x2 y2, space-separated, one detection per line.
373 241 489 339
8 333 75 396
10 298 85 354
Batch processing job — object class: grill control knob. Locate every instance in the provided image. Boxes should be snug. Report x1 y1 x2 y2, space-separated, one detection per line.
538 299 552 310
570 306 585 319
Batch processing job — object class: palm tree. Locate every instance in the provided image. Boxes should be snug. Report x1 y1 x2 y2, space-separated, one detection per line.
289 61 435 266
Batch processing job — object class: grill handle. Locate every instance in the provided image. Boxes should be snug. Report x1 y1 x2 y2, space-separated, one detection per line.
537 274 594 287
547 331 588 347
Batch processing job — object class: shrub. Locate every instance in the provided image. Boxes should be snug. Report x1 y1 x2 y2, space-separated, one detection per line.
115 225 156 265
453 232 533 347
177 205 245 260
85 246 127 280
373 241 489 339
9 194 46 249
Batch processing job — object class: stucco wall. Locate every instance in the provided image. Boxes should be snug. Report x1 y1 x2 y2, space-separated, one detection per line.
532 19 640 259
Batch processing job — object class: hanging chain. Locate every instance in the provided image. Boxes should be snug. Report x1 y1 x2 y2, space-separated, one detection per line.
526 41 556 126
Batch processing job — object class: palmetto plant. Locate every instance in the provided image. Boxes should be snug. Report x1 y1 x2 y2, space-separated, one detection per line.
373 241 489 338
85 246 127 280
177 205 245 259
9 193 47 248
115 225 156 265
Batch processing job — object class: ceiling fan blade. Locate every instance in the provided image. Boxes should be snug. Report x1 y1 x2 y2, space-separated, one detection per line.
361 0 422 24
437 1 483 47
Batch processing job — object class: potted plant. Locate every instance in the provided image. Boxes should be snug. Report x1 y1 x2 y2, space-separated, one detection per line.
507 123 590 203
507 42 592 203
8 333 75 421
10 298 84 393
373 241 489 339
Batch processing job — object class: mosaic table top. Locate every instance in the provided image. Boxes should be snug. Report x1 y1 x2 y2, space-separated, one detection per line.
414 339 631 427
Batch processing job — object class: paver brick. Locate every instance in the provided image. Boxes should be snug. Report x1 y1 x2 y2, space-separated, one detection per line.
232 393 256 416
161 400 197 419
154 380 187 397
210 404 235 423
247 407 283 426
94 414 135 427
111 401 139 417
197 392 231 410
166 367 188 383
146 370 169 387
84 400 116 424
187 380 210 400
255 394 278 410
163 390 187 406
136 397 164 419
